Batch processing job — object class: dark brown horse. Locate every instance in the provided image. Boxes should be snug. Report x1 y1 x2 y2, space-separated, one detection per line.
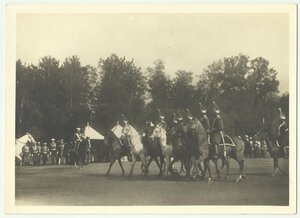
104 125 130 176
181 118 213 182
141 124 164 176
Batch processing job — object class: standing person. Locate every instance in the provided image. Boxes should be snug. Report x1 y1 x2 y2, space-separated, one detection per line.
85 136 92 165
243 135 250 158
49 138 57 165
73 127 83 167
31 142 40 166
249 137 254 158
41 142 49 165
57 139 65 165
211 101 225 157
36 142 42 164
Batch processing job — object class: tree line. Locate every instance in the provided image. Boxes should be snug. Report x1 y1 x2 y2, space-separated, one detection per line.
16 53 288 141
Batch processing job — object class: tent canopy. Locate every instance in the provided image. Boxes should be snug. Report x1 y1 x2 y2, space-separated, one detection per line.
84 124 104 140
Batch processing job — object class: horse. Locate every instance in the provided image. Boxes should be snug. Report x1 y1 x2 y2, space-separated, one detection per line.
181 118 213 182
201 135 246 182
167 122 189 176
68 138 90 168
141 124 164 176
105 124 131 176
121 124 148 177
149 124 174 177
254 128 289 176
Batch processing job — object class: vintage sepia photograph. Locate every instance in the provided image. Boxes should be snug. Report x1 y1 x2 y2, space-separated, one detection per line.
5 3 297 214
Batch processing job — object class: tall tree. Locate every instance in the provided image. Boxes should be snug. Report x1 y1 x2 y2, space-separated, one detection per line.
95 54 146 131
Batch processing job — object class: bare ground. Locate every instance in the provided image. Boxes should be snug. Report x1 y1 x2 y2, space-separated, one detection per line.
15 158 289 206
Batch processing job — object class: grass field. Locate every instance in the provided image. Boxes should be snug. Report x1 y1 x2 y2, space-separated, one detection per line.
15 158 289 206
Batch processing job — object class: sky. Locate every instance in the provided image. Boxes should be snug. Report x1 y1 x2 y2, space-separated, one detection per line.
17 13 289 93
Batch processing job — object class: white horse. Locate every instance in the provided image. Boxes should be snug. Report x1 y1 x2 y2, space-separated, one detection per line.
121 124 147 177
150 124 173 176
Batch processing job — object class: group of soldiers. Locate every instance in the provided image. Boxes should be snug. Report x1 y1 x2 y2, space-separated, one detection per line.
20 128 92 166
139 101 226 159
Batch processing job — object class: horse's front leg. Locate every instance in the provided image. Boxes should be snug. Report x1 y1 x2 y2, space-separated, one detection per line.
106 157 116 175
145 156 154 174
129 154 137 177
204 158 212 183
139 152 147 175
153 157 162 176
117 157 125 175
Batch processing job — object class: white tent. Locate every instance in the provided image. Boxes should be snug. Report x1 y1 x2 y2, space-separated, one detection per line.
15 133 35 160
84 124 104 140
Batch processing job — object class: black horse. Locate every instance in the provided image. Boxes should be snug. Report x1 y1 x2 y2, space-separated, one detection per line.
141 124 164 176
105 127 131 176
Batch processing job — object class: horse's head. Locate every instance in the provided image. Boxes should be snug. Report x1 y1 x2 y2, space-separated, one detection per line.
150 124 166 140
121 125 131 140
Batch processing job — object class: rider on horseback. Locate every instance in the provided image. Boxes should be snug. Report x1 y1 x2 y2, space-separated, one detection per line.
157 109 167 130
211 101 226 158
74 127 83 150
277 108 289 158
199 102 211 145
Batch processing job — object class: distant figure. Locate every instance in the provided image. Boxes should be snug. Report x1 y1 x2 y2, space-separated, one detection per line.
249 137 254 158
57 139 65 165
41 142 49 165
243 135 251 158
49 138 57 164
31 142 40 165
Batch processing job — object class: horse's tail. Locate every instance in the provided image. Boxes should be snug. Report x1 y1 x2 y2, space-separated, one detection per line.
232 136 245 158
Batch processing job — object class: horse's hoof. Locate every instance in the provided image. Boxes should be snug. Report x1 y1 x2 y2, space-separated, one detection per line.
272 173 275 177
242 175 246 179
208 177 213 183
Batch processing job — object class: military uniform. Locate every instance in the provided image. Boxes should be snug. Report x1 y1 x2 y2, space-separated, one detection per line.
50 140 57 164
41 144 49 165
210 115 224 145
57 139 65 165
31 144 40 165
210 101 226 157
21 144 30 166
74 130 83 150
158 119 167 130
